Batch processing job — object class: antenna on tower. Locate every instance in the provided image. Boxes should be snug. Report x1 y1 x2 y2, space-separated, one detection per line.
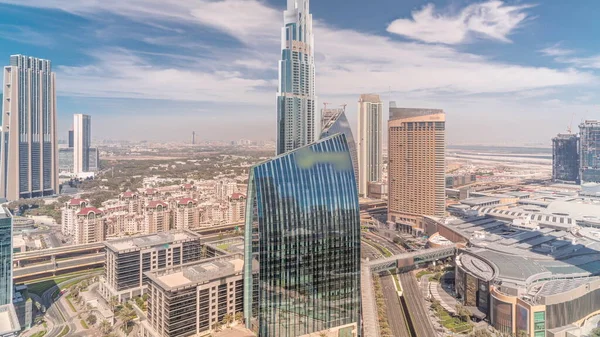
340 104 347 112
323 102 330 111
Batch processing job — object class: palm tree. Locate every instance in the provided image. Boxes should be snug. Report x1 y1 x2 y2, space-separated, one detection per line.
110 296 119 311
119 306 136 330
99 320 112 335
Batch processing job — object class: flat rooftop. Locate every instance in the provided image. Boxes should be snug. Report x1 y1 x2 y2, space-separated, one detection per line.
105 230 200 252
0 304 20 335
148 255 245 290
0 207 10 220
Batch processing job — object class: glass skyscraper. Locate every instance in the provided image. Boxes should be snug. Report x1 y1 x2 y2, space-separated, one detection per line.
244 134 361 337
0 207 12 305
320 110 359 192
579 120 600 183
1 55 58 200
276 0 316 155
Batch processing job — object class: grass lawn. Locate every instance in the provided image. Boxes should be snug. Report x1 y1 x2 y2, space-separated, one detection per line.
434 306 472 334
30 331 47 337
216 243 230 251
65 296 77 312
56 326 69 337
392 274 402 292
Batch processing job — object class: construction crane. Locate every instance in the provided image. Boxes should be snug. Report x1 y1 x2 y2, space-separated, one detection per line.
567 112 575 134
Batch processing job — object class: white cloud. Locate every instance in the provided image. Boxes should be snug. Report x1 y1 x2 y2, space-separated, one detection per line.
557 55 600 69
387 1 534 44
540 44 574 57
3 0 597 144
56 49 273 104
541 43 600 69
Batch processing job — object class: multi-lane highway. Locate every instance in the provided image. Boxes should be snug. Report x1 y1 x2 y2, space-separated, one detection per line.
399 272 438 337
381 273 412 337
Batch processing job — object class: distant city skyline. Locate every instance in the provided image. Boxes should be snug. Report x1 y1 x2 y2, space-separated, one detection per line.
0 1 598 145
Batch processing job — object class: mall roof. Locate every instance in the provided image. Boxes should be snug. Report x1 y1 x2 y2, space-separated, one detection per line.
445 216 600 284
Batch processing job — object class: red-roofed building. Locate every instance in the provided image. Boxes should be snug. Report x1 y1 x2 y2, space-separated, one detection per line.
228 194 246 223
69 198 88 206
75 207 105 245
144 188 157 196
230 193 246 201
173 198 200 230
144 201 169 234
62 199 89 237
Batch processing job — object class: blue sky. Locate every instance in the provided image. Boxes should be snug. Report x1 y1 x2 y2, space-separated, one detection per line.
0 0 598 145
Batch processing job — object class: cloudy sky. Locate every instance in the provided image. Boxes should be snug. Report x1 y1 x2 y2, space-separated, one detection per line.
0 0 598 145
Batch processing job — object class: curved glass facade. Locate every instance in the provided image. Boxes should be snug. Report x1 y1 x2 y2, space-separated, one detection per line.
244 134 361 336
320 111 359 192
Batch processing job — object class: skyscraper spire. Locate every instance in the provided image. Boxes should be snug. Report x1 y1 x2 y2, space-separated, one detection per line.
277 0 316 155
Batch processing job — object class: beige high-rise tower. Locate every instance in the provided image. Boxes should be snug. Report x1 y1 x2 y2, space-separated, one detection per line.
1 55 58 201
388 103 445 226
357 94 383 197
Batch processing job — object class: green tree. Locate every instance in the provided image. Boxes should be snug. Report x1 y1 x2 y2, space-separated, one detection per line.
119 306 136 330
99 320 112 335
87 314 97 325
591 328 600 337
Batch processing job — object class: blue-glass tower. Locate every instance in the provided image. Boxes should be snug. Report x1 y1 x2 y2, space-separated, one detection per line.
276 0 316 155
244 134 361 336
0 207 12 305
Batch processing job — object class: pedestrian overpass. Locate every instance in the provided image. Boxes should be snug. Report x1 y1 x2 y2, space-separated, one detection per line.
367 246 456 273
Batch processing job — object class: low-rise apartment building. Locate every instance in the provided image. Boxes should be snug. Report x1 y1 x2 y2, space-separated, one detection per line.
139 254 248 337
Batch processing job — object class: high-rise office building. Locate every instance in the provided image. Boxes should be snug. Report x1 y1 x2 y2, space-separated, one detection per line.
357 94 383 197
244 134 361 337
73 114 91 173
320 109 359 192
276 0 316 155
0 207 13 305
388 105 446 225
68 130 74 148
1 55 58 200
552 133 579 183
579 120 600 183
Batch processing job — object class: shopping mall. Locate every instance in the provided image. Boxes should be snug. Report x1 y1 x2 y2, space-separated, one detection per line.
438 214 600 337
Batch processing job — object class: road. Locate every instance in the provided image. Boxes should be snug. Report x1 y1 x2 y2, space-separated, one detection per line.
39 274 100 337
399 272 438 337
381 273 411 337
